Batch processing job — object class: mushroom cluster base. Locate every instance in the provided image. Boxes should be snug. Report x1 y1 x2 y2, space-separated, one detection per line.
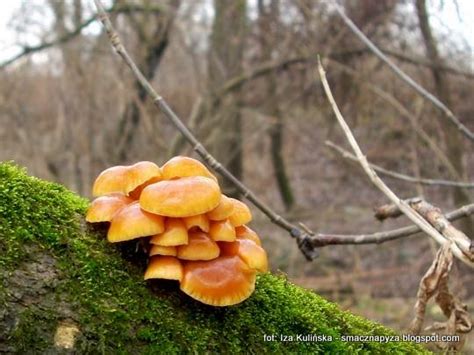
0 162 430 354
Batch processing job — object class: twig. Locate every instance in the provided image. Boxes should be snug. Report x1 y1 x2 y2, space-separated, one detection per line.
93 0 318 260
317 58 473 268
310 203 474 247
326 141 474 189
333 5 474 142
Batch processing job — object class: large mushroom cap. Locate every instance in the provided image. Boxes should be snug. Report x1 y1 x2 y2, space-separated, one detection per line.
177 231 220 260
228 198 252 226
184 214 210 233
161 156 217 182
86 193 134 223
108 202 165 243
207 195 234 221
209 219 236 242
140 176 221 217
92 161 161 197
150 218 188 246
235 225 262 246
219 239 268 272
180 255 256 306
144 256 183 281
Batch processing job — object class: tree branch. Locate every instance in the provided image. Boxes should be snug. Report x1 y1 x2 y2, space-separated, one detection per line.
310 203 474 247
326 141 474 189
375 199 473 260
317 57 473 268
333 4 474 142
93 0 318 261
0 4 166 70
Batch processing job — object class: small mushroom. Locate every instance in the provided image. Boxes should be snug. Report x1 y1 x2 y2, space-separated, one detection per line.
149 244 177 257
86 193 134 223
161 156 217 182
177 231 220 260
140 176 221 217
184 214 210 233
92 161 161 197
180 255 256 306
235 225 262 246
209 220 236 242
206 195 234 221
150 218 188 246
107 202 165 243
228 198 252 226
219 239 268 272
144 256 183 281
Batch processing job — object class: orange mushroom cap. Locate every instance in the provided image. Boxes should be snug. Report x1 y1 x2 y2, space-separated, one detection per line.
228 198 252 226
207 195 234 221
107 202 165 243
144 256 183 281
235 225 262 246
219 239 268 272
177 231 220 261
140 176 221 217
209 219 236 242
149 244 177 257
150 218 188 246
184 214 210 233
86 193 134 223
92 161 161 197
161 156 217 182
180 255 256 306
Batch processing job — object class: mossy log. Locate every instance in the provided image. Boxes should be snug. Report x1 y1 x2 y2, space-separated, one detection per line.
0 163 429 354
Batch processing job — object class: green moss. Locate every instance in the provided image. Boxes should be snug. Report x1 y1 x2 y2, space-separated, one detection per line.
0 162 430 354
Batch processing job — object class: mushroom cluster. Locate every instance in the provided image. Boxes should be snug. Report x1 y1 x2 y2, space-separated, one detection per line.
86 157 268 306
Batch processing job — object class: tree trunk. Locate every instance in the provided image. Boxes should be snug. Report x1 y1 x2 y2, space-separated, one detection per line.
207 0 247 198
258 0 294 210
114 0 180 163
415 0 472 234
0 162 428 354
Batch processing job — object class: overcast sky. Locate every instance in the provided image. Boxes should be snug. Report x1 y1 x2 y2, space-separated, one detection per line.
0 0 472 65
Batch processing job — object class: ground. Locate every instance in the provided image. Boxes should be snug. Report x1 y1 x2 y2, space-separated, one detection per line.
0 162 429 353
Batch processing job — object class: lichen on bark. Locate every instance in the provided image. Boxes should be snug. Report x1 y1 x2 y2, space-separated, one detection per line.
0 162 430 353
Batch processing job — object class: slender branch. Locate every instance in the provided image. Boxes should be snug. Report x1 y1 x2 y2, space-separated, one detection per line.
310 203 474 247
93 0 318 260
326 141 474 189
317 58 473 268
0 4 166 70
333 5 474 142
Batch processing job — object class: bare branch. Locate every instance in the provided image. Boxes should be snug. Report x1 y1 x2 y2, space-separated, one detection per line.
92 0 318 260
333 5 474 142
0 4 166 70
317 58 474 268
310 203 474 247
326 141 474 189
